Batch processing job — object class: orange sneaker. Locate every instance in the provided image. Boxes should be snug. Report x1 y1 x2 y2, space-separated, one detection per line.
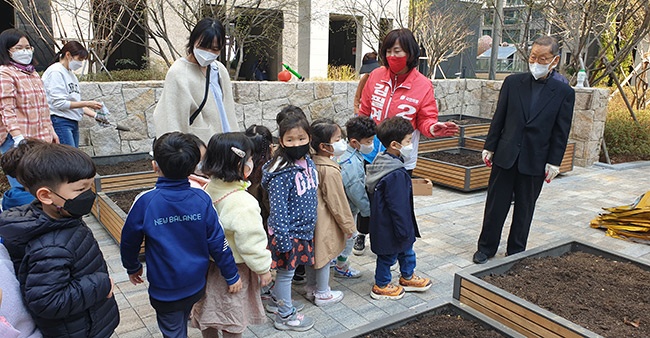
399 274 432 292
370 283 405 300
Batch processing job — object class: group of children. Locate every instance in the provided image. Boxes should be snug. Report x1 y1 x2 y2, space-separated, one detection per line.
0 104 431 337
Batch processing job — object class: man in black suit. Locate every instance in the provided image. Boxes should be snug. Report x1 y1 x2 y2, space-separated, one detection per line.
473 36 575 264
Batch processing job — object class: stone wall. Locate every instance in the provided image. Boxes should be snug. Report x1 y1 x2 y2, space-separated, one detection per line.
78 79 608 167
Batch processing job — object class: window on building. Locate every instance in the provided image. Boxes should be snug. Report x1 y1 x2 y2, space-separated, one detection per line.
502 29 520 44
484 10 494 25
503 9 519 25
483 29 492 37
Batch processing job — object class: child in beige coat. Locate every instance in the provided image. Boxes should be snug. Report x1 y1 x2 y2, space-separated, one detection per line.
304 119 356 306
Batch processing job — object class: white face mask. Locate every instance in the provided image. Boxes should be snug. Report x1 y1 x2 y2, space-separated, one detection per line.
529 56 557 80
398 143 414 160
193 48 219 67
327 140 347 157
69 60 84 71
359 142 374 155
10 49 33 65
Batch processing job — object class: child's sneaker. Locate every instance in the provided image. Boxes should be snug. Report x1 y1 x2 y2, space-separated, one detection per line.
273 308 314 332
264 295 305 314
353 234 366 255
333 263 362 278
370 283 405 300
313 289 344 306
302 284 316 302
399 274 432 292
292 268 307 285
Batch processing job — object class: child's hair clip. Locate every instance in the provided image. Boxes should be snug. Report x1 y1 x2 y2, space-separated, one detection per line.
231 146 245 158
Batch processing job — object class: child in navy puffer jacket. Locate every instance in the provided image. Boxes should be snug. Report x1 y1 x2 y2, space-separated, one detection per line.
262 115 317 332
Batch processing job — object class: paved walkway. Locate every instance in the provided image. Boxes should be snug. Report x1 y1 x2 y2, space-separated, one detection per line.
95 163 650 338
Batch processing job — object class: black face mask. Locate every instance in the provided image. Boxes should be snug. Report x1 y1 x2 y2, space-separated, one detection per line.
52 189 96 218
284 143 310 161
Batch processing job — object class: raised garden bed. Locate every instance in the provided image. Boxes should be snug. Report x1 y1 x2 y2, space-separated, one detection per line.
453 239 650 338
414 147 490 192
92 188 150 250
92 152 157 193
333 298 524 338
438 114 492 138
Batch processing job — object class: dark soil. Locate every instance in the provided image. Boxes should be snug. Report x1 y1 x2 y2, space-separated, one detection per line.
95 159 153 176
483 251 650 338
599 153 650 164
420 149 484 167
366 308 505 338
107 188 151 213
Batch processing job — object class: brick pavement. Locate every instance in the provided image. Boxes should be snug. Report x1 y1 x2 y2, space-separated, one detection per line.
97 164 650 338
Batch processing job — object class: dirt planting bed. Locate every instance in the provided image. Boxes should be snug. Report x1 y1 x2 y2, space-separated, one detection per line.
364 310 506 337
420 148 484 167
482 251 650 337
95 159 152 176
106 188 150 213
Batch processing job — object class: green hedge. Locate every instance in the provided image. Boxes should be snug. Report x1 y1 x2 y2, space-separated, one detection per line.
604 103 650 161
79 69 166 82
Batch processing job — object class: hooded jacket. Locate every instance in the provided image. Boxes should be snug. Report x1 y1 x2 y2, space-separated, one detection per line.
338 145 370 218
312 155 355 269
365 152 420 255
261 156 318 253
0 202 119 338
121 177 240 302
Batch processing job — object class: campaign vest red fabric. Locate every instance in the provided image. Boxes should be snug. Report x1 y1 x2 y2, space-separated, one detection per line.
358 66 438 138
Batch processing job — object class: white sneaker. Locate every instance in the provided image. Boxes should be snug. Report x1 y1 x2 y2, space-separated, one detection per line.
313 289 344 306
302 285 316 301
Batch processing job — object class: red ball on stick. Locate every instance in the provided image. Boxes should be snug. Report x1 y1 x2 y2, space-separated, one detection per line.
278 70 292 82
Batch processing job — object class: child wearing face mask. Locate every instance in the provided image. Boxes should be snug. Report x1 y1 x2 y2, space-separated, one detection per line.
121 132 241 338
262 115 317 332
365 117 432 300
191 132 272 338
0 142 119 337
42 41 108 147
336 116 377 272
305 118 356 304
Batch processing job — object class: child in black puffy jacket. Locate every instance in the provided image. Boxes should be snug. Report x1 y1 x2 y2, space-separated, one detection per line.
0 141 119 338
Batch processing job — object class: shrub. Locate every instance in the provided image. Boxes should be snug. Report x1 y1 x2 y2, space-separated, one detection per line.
604 90 650 161
79 68 167 82
326 65 357 81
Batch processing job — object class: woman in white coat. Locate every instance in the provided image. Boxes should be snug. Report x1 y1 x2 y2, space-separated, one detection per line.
153 18 239 143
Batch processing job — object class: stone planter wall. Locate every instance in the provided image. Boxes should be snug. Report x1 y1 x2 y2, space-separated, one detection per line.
77 79 608 167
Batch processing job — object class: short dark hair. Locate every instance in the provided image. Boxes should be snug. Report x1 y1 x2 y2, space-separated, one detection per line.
363 52 377 62
203 132 253 182
187 18 226 55
153 132 201 179
271 116 311 167
57 41 89 61
345 116 377 141
380 28 420 70
1 138 48 178
276 105 307 126
245 124 273 184
310 118 341 151
376 117 414 148
0 29 31 66
15 143 96 196
533 36 560 56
